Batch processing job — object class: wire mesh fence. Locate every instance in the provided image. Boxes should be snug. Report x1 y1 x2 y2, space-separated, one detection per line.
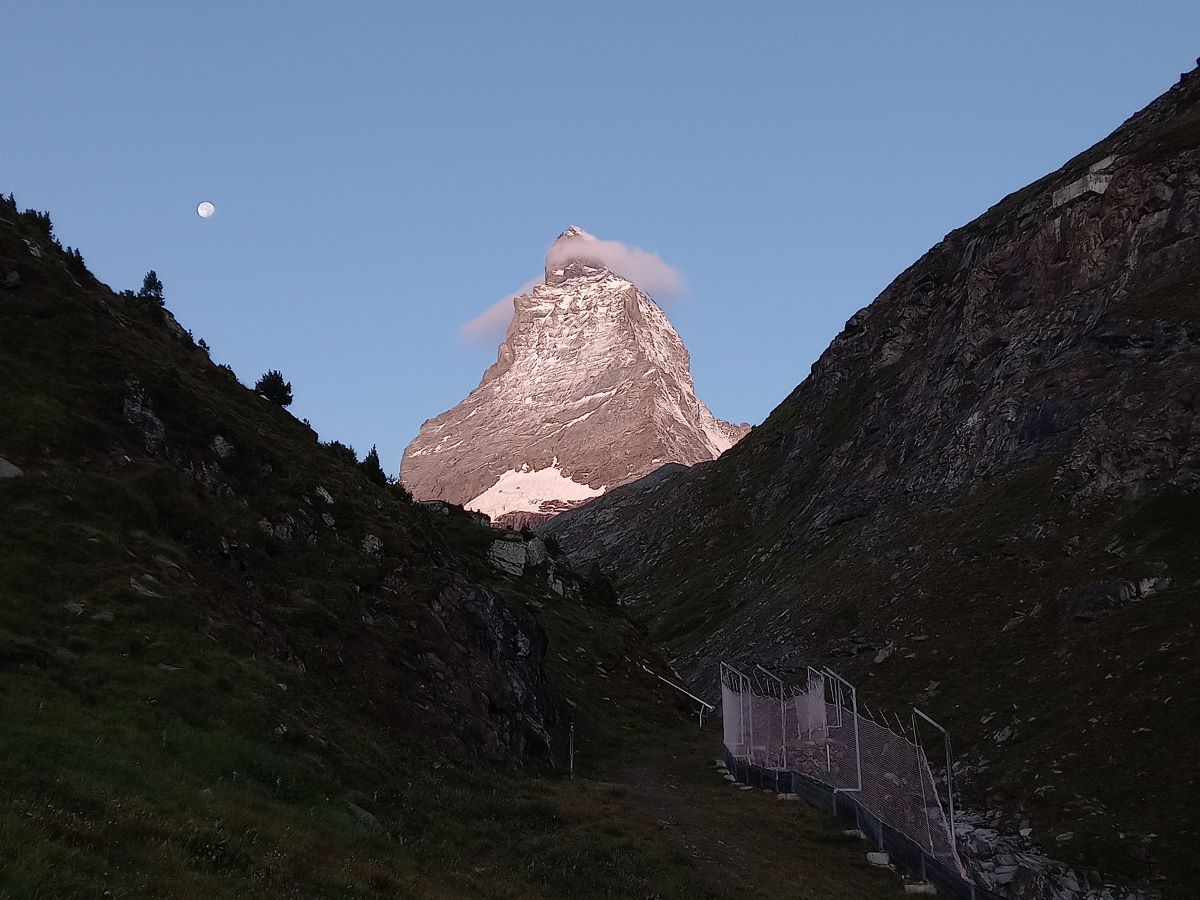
721 662 967 882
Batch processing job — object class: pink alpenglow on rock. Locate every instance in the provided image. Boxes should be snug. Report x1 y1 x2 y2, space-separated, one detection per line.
401 227 749 521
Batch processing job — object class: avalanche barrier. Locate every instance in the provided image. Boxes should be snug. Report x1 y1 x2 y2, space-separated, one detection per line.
720 663 1006 900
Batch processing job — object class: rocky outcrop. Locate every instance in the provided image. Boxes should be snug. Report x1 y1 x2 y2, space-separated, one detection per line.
488 537 528 576
955 807 1155 900
432 576 552 759
123 380 166 454
486 533 582 600
401 227 749 521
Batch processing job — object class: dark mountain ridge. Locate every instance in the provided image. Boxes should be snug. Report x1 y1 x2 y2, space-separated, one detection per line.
548 66 1200 895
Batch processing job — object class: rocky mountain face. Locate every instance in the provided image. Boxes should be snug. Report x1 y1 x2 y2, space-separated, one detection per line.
548 68 1200 896
401 227 749 527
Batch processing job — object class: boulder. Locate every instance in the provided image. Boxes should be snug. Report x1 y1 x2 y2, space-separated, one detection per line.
211 434 235 460
1065 572 1169 621
420 499 452 515
525 537 548 567
488 539 527 576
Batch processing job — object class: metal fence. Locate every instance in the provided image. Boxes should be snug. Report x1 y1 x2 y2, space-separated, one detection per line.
721 662 1004 899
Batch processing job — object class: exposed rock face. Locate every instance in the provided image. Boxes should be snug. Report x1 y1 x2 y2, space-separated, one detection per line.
547 69 1200 893
551 70 1200 578
431 576 552 759
401 227 749 522
123 380 166 454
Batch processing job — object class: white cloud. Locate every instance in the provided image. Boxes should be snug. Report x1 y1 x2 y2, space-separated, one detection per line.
460 279 538 345
545 231 685 297
459 230 684 345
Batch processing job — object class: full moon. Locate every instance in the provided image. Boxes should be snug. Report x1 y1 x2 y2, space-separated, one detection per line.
196 201 215 219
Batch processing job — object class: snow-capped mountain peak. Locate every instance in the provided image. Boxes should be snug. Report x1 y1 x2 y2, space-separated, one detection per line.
401 228 750 526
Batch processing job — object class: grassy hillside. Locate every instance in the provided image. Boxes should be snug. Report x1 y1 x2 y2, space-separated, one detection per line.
0 197 901 898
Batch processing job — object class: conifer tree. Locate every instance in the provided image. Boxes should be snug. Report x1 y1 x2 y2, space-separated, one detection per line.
360 444 388 486
255 369 293 407
138 270 165 307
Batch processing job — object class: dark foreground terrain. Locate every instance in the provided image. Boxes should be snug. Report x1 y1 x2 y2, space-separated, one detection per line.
0 196 900 898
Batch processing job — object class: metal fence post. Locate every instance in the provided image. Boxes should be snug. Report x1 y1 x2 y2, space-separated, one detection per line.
914 707 957 840
822 668 863 794
568 721 575 780
744 671 755 763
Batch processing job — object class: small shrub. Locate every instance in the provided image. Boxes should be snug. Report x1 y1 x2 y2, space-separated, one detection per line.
388 476 413 503
359 445 388 487
19 208 54 242
324 440 357 466
254 369 293 407
586 563 618 605
64 246 88 277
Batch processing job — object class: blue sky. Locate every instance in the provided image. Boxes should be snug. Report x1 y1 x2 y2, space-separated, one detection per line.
4 3 1198 472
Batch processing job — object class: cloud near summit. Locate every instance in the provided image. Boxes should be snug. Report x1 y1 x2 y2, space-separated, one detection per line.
544 233 685 298
460 280 538 345
460 232 684 345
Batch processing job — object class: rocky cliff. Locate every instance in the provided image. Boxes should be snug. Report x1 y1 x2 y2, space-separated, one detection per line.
548 68 1200 896
401 227 749 526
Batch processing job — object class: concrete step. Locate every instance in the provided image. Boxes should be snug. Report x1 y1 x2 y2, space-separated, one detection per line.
776 793 800 801
903 883 937 895
842 828 866 839
866 850 890 867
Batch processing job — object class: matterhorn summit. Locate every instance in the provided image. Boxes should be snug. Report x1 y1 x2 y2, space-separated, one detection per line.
401 227 750 526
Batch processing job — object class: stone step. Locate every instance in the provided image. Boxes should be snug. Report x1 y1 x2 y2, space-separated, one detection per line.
842 828 866 839
866 850 890 867
903 883 936 895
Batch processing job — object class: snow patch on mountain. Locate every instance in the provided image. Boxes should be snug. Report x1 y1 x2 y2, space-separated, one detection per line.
466 462 605 519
